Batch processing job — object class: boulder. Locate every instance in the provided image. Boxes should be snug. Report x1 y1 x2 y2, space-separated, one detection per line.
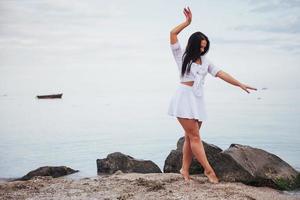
14 166 79 181
217 144 300 190
164 137 300 190
97 152 162 174
164 136 222 174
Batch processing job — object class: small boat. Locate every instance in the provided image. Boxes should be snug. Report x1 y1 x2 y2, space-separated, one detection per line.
36 93 63 99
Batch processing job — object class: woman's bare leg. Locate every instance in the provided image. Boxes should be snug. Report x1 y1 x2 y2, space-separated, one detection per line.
179 133 193 181
177 117 219 183
179 121 202 181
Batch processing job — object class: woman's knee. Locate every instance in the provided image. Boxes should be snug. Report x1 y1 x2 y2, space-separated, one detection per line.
184 133 189 140
183 134 190 145
177 118 199 140
186 130 200 141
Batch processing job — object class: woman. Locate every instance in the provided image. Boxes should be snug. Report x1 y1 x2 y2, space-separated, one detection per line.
167 7 257 184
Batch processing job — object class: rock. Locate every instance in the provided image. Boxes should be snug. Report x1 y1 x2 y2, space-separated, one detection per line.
163 137 300 190
13 166 79 181
163 136 222 174
216 144 300 190
113 170 124 175
97 152 162 174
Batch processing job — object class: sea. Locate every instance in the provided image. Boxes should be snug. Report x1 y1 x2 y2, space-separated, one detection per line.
0 86 299 180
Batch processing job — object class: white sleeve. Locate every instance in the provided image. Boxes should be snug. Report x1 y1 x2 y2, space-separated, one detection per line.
206 57 221 77
170 41 183 71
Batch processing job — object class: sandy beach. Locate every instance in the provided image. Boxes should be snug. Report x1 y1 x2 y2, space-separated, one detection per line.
1 171 299 200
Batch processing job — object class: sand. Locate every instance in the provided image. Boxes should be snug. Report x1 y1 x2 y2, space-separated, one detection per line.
1 172 299 200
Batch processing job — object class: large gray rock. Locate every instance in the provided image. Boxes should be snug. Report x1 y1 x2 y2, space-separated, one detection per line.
97 152 162 174
164 137 300 190
14 166 79 181
164 137 222 174
217 144 300 190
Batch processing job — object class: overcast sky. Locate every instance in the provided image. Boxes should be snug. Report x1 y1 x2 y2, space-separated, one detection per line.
0 0 300 95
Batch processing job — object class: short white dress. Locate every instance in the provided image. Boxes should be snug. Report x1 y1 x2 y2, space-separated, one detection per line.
167 41 221 122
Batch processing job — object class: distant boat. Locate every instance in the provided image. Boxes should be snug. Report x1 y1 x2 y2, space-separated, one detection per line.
36 93 63 99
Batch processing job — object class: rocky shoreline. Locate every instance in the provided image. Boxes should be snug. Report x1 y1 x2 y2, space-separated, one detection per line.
1 137 300 199
1 171 300 200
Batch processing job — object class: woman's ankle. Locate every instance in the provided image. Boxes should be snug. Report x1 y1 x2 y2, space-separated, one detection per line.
180 167 189 172
204 169 215 175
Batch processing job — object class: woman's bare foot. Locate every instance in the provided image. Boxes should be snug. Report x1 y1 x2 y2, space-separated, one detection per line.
180 168 191 182
204 170 219 184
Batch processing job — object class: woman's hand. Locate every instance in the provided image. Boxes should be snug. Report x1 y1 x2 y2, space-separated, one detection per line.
183 6 192 24
170 6 192 42
239 83 257 93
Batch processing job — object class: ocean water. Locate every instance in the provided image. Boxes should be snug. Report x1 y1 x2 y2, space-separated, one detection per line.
0 86 299 180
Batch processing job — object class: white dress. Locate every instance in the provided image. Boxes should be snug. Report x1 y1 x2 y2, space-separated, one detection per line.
167 41 221 122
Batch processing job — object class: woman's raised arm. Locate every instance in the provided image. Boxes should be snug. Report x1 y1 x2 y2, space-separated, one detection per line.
170 7 192 44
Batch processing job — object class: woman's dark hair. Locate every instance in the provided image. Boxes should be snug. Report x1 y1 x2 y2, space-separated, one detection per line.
181 31 210 78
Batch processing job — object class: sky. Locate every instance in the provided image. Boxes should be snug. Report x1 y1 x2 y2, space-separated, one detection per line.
0 0 300 96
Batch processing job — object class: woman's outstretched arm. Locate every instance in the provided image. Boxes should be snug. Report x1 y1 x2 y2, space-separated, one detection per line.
216 71 257 93
170 7 192 44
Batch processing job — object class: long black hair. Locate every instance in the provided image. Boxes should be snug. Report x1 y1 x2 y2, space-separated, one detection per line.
181 31 210 78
